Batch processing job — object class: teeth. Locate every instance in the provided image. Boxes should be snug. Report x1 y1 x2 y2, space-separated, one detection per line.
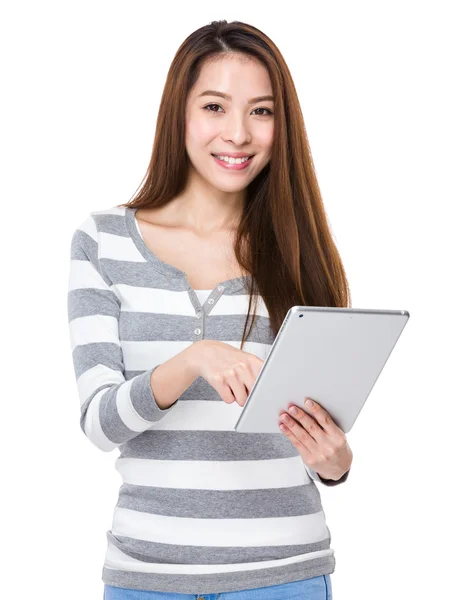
215 155 251 165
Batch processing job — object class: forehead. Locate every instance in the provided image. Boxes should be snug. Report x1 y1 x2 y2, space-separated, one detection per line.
190 54 273 99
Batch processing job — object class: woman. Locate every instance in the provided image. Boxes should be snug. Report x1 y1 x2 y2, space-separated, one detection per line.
68 19 353 600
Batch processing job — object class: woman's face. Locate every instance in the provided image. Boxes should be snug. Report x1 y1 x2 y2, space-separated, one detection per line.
185 54 274 193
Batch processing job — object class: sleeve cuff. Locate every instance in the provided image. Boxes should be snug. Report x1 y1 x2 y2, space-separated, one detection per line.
130 365 179 421
305 464 350 486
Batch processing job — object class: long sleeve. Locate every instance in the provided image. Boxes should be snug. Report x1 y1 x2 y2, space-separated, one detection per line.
305 464 350 486
67 213 178 452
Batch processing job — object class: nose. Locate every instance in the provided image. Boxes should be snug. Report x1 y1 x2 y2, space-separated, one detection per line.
221 112 251 146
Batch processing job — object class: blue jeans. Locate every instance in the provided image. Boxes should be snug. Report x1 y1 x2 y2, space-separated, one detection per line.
104 575 332 599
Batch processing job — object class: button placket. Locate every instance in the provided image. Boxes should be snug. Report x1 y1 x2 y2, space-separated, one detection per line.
203 287 223 315
188 282 226 341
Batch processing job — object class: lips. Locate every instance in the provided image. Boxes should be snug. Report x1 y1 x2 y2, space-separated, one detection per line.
211 154 254 170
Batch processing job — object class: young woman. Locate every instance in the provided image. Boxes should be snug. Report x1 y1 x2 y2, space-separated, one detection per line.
68 19 353 600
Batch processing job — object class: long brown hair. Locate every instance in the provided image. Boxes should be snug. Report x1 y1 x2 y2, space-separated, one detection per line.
118 19 351 350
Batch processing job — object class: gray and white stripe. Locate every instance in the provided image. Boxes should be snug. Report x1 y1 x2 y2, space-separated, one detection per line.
67 205 340 594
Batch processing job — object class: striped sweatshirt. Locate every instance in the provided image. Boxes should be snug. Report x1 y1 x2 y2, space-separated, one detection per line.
67 205 349 594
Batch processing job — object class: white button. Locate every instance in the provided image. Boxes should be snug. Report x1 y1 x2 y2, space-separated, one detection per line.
194 328 201 335
196 312 202 319
208 298 214 304
218 285 224 292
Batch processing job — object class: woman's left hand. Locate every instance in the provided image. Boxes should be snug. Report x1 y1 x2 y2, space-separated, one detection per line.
279 397 353 481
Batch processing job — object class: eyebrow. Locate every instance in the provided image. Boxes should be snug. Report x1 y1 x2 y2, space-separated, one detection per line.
197 90 275 104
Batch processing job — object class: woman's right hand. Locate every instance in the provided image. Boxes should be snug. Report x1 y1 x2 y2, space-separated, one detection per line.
189 340 265 407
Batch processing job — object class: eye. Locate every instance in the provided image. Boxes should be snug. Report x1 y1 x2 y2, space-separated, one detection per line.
203 104 273 116
252 107 273 116
203 104 224 113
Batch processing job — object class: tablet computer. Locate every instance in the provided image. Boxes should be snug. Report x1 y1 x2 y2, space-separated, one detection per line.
234 306 410 434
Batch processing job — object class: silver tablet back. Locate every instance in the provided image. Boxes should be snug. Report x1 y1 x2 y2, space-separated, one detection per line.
234 306 410 434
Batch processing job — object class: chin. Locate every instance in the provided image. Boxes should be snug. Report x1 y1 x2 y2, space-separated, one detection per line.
209 179 249 193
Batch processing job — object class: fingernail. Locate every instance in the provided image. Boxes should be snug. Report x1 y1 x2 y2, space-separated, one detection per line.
305 398 314 407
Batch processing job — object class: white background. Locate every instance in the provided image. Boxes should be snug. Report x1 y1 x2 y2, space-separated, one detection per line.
1 1 461 598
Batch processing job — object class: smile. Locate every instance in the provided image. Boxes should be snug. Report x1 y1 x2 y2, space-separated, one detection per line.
211 154 254 170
